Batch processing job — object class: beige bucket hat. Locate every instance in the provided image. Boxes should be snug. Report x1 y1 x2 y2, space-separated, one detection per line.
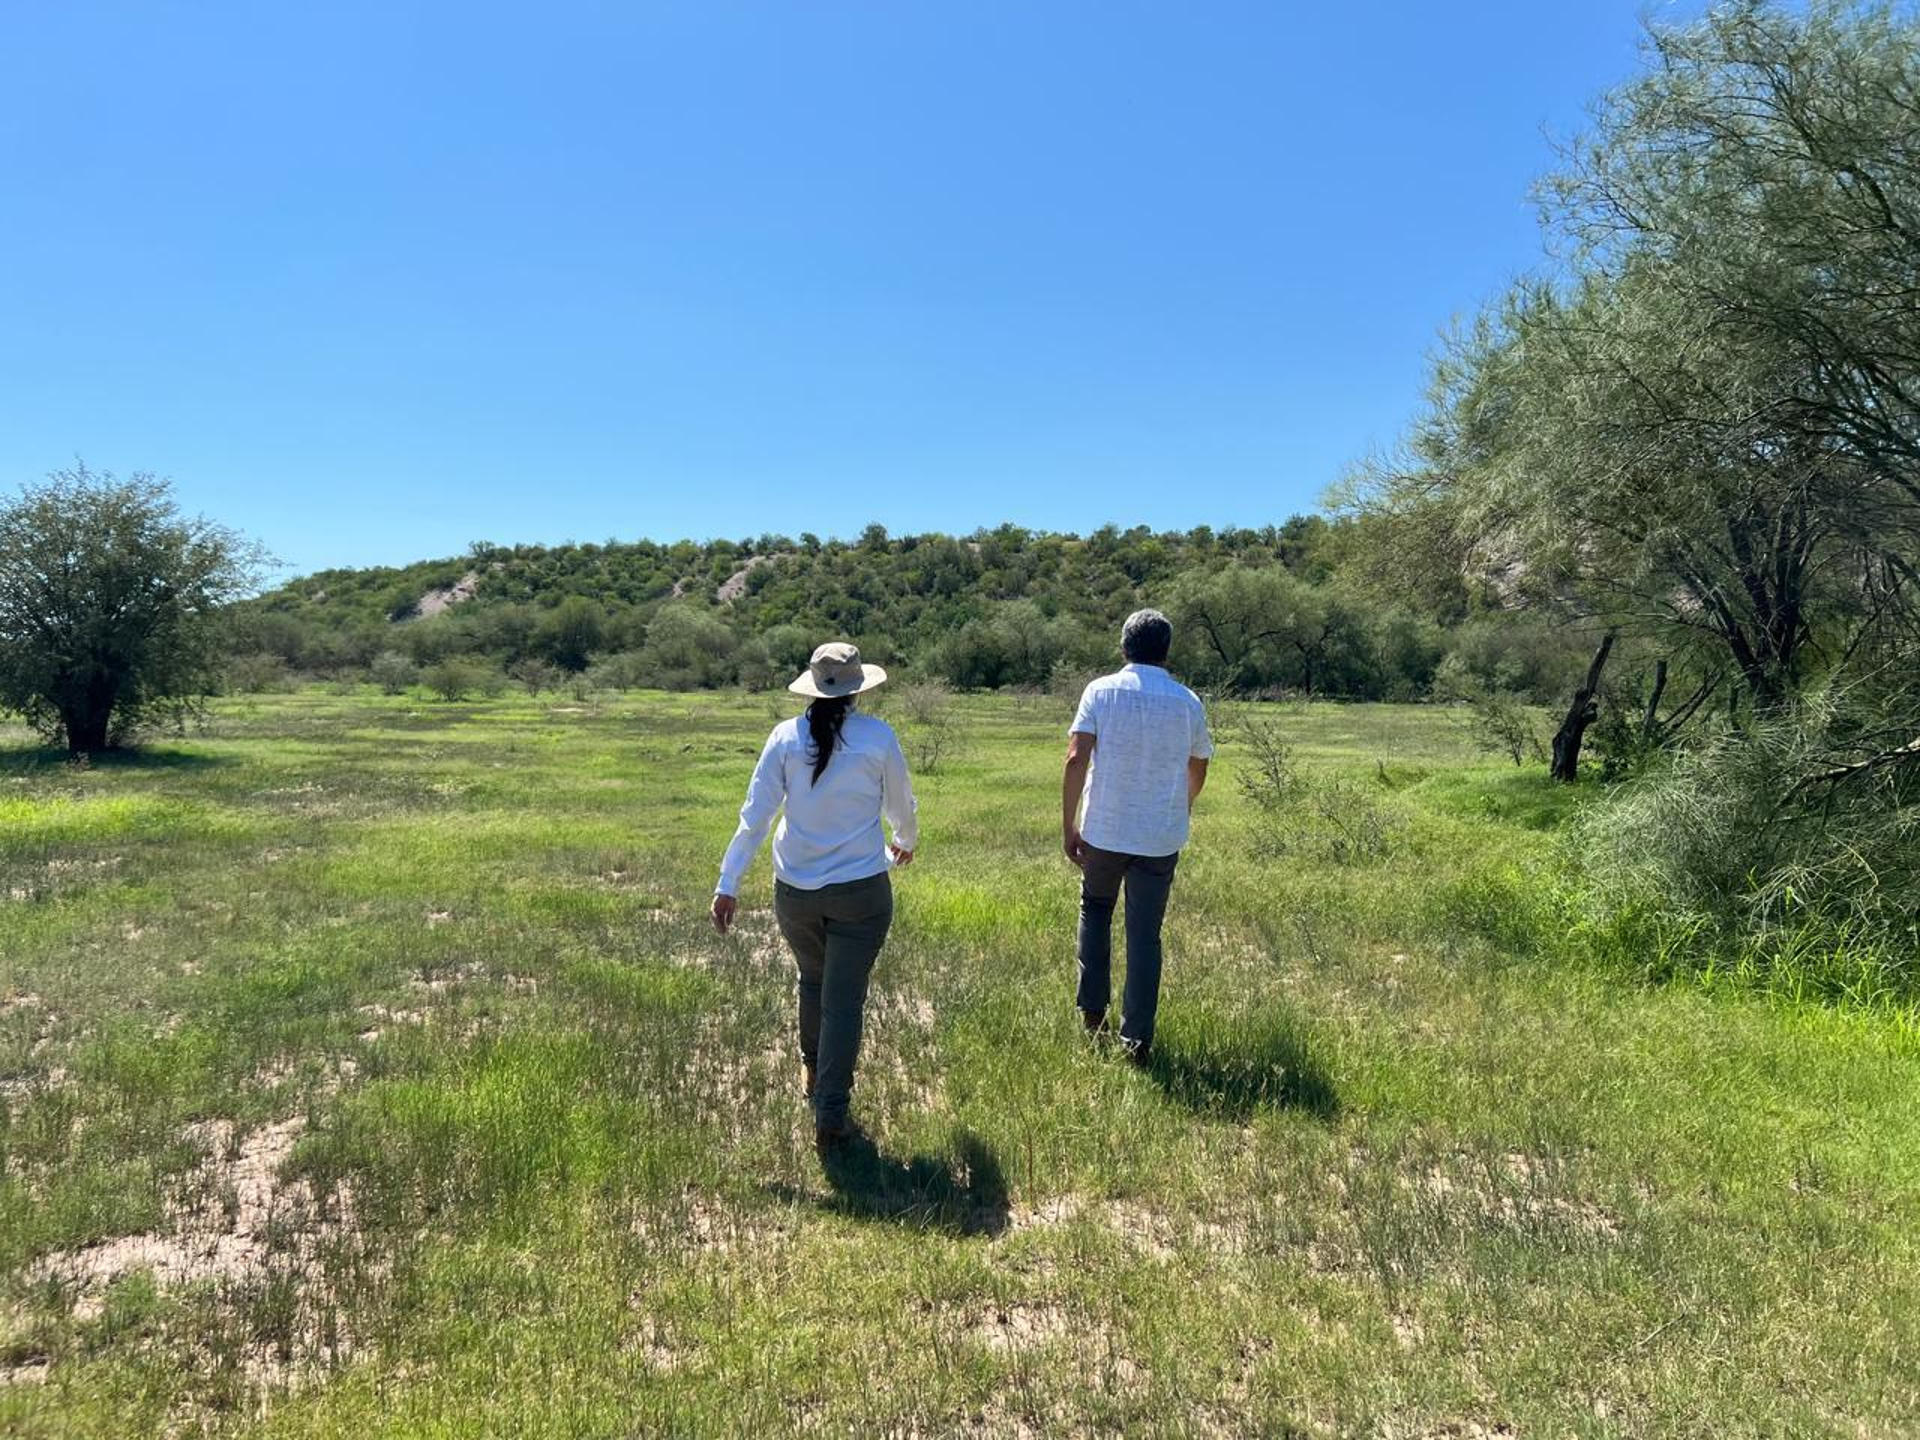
788 641 888 699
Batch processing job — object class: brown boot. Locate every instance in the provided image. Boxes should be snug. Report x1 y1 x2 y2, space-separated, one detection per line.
1081 1008 1110 1037
814 1117 858 1159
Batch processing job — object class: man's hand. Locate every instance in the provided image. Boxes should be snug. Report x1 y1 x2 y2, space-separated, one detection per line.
710 893 737 935
1062 732 1095 869
889 844 915 868
1063 826 1087 868
1187 756 1210 812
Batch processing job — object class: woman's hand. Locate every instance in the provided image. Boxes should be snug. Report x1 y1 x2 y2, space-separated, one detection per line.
889 844 915 868
710 893 737 935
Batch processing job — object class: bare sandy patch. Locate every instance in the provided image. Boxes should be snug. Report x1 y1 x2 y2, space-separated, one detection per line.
685 1019 801 1133
1100 1200 1182 1263
30 1112 365 1365
718 919 789 972
1410 1152 1621 1240
1010 1193 1245 1263
0 992 45 1018
357 1003 427 1028
871 989 936 1031
630 1188 794 1260
972 1302 1072 1354
408 960 484 992
1008 1194 1089 1232
621 1312 689 1372
0 1064 71 1104
0 1357 50 1386
44 855 123 876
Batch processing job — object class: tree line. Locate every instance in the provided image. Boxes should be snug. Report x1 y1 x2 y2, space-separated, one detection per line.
214 515 1597 707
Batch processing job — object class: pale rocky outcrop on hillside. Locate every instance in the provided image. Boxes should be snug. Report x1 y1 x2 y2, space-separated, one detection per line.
414 570 480 618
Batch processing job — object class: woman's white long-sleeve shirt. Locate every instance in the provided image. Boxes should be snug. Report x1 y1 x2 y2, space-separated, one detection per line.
716 713 919 896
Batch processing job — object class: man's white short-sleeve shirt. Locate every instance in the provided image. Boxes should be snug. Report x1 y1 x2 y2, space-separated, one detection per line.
1070 663 1213 858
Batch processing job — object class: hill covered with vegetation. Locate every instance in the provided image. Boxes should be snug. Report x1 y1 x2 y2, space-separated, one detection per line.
227 517 1592 706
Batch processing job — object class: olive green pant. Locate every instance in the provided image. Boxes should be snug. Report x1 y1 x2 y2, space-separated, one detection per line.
772 872 893 1129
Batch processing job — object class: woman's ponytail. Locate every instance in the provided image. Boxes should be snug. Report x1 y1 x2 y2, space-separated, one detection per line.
805 695 853 786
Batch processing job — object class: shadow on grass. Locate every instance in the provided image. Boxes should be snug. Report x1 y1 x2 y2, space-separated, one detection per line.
1145 1021 1339 1123
0 745 233 775
771 1129 1010 1238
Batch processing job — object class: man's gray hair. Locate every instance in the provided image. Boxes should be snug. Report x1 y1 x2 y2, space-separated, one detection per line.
1120 608 1173 665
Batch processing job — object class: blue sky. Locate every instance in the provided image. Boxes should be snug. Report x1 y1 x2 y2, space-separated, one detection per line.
0 2 1679 578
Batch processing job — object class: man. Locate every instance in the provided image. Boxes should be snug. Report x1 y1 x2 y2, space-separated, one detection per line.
1061 608 1212 1066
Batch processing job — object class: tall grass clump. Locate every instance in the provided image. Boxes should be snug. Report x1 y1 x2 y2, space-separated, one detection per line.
1567 693 1920 1007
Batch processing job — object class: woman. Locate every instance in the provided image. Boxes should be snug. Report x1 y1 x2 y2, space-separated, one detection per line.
711 641 918 1154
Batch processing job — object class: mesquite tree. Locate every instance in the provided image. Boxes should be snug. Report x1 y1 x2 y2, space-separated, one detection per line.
0 467 261 754
1348 0 1920 748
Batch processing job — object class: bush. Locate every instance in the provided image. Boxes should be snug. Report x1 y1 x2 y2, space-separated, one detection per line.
892 680 963 773
370 651 419 696
585 651 649 692
423 658 490 702
1233 711 1403 863
1235 711 1302 810
932 601 1071 690
1432 654 1544 766
732 637 781 692
508 657 562 696
226 652 294 694
1569 692 1920 976
641 606 737 690
536 596 606 672
1440 616 1592 706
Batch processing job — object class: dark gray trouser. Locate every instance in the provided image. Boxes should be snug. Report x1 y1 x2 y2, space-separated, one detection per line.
1076 845 1180 1050
773 871 893 1130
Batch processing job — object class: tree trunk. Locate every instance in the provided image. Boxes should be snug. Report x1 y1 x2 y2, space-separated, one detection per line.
62 675 118 756
1639 659 1669 744
63 706 111 756
1550 631 1615 783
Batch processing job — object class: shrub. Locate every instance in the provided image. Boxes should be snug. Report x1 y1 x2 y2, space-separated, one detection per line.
1432 654 1544 766
226 652 294 694
732 637 781 692
423 658 490 702
586 651 649 692
893 680 963 773
1235 711 1302 812
641 606 737 690
1570 692 1920 975
1234 710 1403 863
536 596 605 672
508 657 562 696
932 601 1070 690
370 651 419 696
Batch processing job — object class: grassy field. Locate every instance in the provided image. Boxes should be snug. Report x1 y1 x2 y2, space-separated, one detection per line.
1 689 1916 1437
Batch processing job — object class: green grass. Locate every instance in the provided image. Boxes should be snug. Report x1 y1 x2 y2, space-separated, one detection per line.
1 690 1916 1436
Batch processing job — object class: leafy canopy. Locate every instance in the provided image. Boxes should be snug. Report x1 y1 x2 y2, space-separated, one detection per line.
0 466 262 752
